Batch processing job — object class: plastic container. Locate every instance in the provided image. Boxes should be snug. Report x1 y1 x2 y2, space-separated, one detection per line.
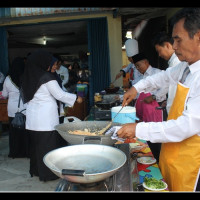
76 84 88 97
111 106 139 124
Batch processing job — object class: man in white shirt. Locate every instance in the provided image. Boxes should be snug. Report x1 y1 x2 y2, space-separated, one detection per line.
117 8 200 191
132 52 166 162
132 53 166 107
152 31 181 114
115 39 143 87
55 56 69 92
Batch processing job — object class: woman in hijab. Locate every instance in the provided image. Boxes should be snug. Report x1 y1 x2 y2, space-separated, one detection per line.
1 57 29 158
49 56 66 124
21 49 82 182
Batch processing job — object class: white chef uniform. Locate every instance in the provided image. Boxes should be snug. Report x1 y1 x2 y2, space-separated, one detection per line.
122 39 143 85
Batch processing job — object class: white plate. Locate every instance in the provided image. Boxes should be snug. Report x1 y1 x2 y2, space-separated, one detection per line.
137 156 157 165
143 181 168 191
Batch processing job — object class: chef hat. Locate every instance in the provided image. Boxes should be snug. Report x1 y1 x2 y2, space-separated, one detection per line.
125 39 139 57
132 52 147 64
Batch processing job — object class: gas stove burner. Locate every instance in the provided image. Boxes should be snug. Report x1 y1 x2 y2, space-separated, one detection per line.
56 178 113 192
80 181 103 188
78 181 108 191
56 174 118 192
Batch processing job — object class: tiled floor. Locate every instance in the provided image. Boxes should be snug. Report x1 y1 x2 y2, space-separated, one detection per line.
0 132 61 192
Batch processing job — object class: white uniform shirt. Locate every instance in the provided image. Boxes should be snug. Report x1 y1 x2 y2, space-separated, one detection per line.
142 65 166 103
26 80 76 131
122 63 143 85
2 76 26 117
56 65 69 91
166 53 181 113
134 60 200 143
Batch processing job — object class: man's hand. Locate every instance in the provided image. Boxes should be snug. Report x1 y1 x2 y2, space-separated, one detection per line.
122 86 138 107
117 123 137 139
115 71 123 80
160 100 167 107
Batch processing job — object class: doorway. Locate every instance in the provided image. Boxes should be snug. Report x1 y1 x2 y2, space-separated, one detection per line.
4 17 111 110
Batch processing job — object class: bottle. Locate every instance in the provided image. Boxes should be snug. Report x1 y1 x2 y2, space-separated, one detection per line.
94 93 102 102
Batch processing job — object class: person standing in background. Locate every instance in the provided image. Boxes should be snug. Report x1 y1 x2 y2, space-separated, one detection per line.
152 31 181 115
49 56 65 124
54 55 69 91
64 61 80 93
21 49 82 182
132 52 166 162
1 57 29 158
0 71 5 91
115 39 143 88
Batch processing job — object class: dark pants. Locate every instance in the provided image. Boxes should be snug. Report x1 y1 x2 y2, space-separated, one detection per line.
28 130 68 182
147 141 161 163
195 175 200 191
8 117 30 158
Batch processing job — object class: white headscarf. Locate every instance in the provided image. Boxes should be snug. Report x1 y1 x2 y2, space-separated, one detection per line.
125 39 139 57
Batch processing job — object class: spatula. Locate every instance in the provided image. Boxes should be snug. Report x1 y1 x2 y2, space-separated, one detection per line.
98 106 124 135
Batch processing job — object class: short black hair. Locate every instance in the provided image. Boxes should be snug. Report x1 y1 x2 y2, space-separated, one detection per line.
132 52 148 64
171 8 200 39
151 31 174 47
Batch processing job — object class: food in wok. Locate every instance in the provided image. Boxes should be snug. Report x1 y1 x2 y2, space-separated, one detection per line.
68 124 112 136
69 128 98 136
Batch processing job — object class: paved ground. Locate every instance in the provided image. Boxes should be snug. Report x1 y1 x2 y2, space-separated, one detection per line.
0 131 62 192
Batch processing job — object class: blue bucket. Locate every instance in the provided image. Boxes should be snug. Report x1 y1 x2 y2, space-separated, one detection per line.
111 106 139 124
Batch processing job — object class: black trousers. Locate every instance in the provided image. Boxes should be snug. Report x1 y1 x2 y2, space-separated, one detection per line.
28 130 68 182
8 117 30 158
195 174 200 191
147 141 161 163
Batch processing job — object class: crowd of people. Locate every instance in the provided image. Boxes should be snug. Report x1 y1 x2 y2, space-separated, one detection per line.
0 50 84 182
0 7 200 192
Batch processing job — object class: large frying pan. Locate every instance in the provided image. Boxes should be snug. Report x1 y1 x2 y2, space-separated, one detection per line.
55 121 120 146
43 144 127 184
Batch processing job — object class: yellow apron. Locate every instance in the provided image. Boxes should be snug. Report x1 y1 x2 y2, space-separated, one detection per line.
159 83 200 191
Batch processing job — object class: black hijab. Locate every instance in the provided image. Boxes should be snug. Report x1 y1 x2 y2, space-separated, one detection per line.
49 56 62 88
8 57 25 89
21 49 56 103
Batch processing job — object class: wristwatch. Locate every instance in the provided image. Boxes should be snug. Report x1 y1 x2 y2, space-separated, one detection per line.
152 95 156 100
